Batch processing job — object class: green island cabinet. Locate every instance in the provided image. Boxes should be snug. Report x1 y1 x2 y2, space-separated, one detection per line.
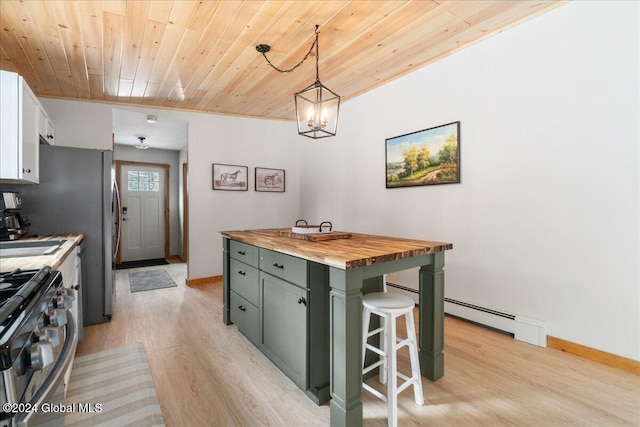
221 228 452 427
225 239 331 404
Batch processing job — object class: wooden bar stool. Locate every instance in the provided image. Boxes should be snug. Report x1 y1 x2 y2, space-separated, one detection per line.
362 288 424 427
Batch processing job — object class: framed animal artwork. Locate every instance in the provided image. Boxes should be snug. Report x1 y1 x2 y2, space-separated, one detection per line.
212 163 248 191
255 167 285 192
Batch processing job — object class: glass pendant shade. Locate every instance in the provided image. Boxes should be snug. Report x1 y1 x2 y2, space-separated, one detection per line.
295 81 340 139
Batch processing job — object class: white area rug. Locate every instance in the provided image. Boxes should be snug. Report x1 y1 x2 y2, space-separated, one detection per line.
65 343 165 427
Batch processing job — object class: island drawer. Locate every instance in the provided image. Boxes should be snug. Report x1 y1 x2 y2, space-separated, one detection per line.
229 240 259 267
230 291 259 345
229 258 259 306
259 248 307 287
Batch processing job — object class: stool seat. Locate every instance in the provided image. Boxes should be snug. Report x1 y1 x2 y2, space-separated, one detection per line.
362 289 424 427
363 292 415 313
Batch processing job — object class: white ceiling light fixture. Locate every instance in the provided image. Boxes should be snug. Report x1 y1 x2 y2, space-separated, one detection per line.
135 136 149 150
146 115 158 124
256 25 340 139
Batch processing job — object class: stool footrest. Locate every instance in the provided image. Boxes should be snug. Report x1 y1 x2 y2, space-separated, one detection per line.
367 326 385 338
396 373 416 395
363 359 384 376
363 382 388 402
365 343 385 357
395 337 410 350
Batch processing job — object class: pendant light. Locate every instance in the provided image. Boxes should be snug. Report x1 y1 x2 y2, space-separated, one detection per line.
256 25 340 139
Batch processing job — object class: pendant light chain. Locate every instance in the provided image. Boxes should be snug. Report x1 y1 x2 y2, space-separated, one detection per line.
256 24 340 138
259 25 320 74
314 25 320 83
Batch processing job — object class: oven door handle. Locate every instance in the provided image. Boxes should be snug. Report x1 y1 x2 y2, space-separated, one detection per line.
15 311 77 427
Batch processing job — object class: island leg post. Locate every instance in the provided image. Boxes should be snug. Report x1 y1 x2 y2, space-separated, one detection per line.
419 252 445 381
222 238 232 325
329 267 364 427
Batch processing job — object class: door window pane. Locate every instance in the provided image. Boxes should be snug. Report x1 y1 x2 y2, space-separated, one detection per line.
127 170 160 192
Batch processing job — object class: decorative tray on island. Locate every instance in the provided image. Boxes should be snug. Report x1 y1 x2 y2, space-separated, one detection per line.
279 220 352 241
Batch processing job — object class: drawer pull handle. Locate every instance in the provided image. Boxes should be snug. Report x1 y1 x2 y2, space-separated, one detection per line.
238 251 246 255
273 263 284 269
238 305 246 312
238 271 246 276
298 297 307 306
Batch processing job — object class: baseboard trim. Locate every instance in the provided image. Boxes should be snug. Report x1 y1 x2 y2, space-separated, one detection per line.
547 336 640 375
186 275 222 287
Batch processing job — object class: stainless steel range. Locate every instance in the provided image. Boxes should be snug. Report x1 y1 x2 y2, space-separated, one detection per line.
0 267 77 427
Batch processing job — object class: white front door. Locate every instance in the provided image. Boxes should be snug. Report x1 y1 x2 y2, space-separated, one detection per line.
120 164 165 262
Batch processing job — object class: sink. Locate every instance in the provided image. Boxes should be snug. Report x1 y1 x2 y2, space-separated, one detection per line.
0 239 66 258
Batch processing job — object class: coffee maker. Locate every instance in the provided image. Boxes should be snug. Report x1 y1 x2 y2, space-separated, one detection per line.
0 192 29 240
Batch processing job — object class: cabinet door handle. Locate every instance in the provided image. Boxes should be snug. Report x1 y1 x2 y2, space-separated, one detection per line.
238 271 246 276
238 305 246 312
22 168 31 173
273 263 284 269
238 251 246 256
73 285 80 291
298 297 307 306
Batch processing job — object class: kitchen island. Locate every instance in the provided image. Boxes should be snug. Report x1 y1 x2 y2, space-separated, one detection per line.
220 228 452 427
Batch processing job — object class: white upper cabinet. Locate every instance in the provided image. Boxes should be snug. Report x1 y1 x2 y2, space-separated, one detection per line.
38 105 55 145
1 71 54 184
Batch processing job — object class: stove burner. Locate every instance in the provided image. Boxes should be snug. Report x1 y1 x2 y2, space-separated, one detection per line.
0 269 33 305
0 267 53 338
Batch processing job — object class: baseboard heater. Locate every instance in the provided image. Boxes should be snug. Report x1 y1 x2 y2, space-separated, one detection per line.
386 282 548 347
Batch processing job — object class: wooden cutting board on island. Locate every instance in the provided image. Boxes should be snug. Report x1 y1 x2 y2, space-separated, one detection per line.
220 227 452 427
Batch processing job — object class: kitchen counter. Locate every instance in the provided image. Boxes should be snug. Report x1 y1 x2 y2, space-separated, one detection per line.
0 234 84 272
220 228 452 269
221 228 452 427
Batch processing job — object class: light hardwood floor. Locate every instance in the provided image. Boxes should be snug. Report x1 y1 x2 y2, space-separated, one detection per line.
76 264 640 426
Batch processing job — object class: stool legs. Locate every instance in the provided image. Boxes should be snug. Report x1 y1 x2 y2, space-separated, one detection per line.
362 306 371 369
362 305 424 427
385 312 398 427
405 309 424 405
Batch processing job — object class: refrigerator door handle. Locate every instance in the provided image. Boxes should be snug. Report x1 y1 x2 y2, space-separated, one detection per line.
113 181 122 258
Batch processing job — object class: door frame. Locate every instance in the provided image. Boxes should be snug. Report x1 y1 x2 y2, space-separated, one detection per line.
115 160 170 264
182 162 188 263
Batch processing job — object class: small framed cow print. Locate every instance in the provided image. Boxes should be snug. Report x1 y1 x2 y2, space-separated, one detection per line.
212 164 248 191
255 167 285 192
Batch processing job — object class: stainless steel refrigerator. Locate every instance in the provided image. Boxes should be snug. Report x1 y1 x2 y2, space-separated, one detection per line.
15 145 115 326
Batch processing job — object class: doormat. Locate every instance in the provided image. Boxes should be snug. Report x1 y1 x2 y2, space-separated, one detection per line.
116 258 168 270
129 269 176 293
65 342 165 426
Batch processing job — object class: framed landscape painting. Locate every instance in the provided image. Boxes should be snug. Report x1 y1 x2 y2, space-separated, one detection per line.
255 167 285 192
385 121 460 188
212 163 248 191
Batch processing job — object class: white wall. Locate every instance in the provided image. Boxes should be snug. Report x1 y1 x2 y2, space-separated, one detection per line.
185 112 300 280
299 1 639 360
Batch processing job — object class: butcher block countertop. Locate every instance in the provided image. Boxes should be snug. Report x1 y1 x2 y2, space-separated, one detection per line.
0 234 84 272
220 228 452 270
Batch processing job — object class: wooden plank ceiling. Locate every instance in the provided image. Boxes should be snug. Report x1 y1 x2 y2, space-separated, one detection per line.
0 0 565 121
